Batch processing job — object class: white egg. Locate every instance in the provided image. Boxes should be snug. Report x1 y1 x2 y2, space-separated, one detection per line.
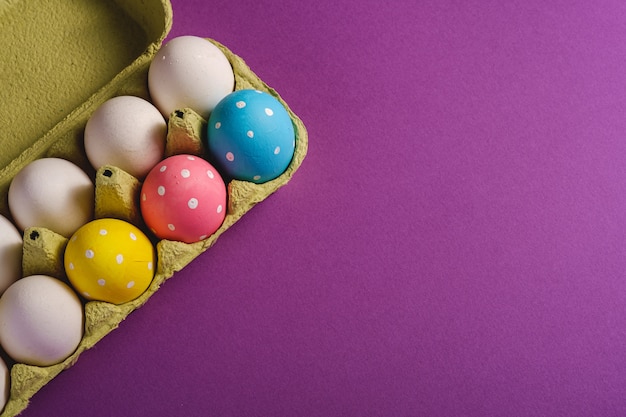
148 36 235 119
0 215 22 295
0 275 84 366
84 95 167 179
8 158 94 238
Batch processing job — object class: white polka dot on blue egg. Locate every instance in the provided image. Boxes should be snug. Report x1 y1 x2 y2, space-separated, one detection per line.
207 89 295 183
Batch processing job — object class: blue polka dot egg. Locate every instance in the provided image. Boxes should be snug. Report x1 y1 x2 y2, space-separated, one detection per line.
207 89 295 183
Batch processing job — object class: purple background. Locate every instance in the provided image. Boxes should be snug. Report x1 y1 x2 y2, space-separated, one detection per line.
22 1 626 416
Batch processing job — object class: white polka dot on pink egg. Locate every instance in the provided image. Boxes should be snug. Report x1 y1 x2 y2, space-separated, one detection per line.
140 154 227 243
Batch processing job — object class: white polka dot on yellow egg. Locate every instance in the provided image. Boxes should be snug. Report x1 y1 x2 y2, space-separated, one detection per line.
64 218 156 305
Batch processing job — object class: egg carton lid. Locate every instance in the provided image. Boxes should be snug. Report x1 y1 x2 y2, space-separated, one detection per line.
0 0 172 216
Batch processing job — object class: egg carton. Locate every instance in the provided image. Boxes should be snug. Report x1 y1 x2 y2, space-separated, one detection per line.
0 1 307 416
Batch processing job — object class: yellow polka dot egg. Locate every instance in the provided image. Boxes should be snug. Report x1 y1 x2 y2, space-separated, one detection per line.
64 218 155 304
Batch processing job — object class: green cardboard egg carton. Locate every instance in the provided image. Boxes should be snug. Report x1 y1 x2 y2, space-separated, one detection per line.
0 1 307 415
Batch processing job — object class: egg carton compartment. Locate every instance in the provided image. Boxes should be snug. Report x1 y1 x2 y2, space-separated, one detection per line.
0 37 307 417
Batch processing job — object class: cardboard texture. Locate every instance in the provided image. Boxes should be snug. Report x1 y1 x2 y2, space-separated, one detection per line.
0 0 307 415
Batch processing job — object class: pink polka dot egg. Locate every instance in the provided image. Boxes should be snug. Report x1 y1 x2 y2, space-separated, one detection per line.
207 89 295 183
140 154 227 243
